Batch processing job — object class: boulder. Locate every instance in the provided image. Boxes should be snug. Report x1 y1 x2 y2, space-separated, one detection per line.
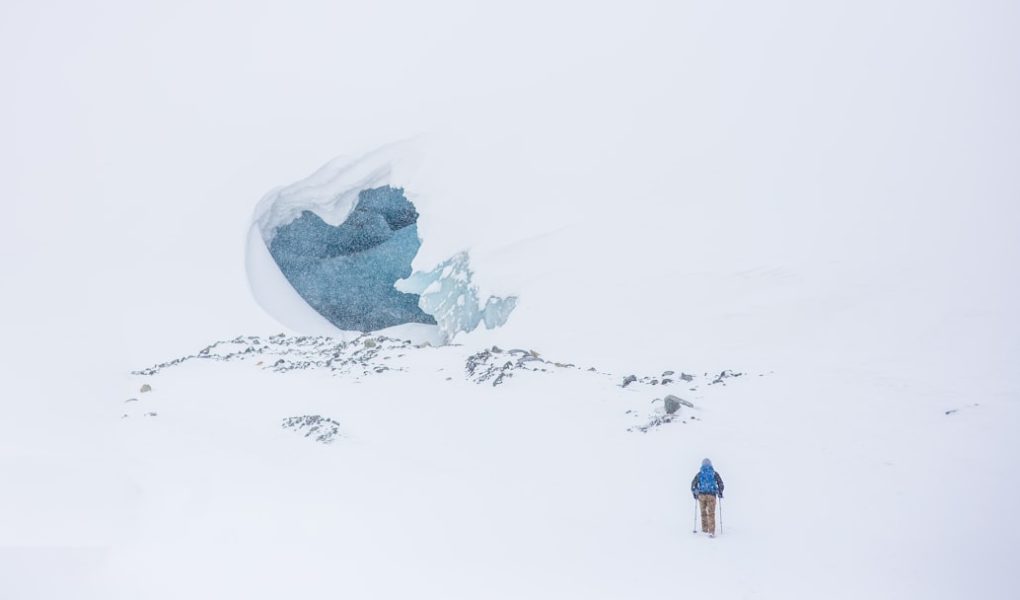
664 394 694 412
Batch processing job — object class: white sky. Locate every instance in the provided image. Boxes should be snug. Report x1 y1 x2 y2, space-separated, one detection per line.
1 0 1017 372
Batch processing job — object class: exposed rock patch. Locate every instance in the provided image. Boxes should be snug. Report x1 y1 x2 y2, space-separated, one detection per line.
132 334 753 433
708 370 744 385
281 415 341 444
133 334 411 377
465 347 560 386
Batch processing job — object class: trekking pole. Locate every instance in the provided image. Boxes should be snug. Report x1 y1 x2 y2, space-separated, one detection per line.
693 498 698 534
718 497 723 535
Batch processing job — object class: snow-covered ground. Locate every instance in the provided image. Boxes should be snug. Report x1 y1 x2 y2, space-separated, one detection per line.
2 1 1019 598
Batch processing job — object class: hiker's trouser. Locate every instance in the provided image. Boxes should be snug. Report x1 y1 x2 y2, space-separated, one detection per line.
698 494 717 533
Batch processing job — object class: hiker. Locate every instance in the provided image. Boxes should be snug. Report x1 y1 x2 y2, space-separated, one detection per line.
691 458 724 536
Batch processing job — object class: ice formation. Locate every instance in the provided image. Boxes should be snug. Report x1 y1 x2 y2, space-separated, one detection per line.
269 186 435 331
398 252 517 342
246 145 517 341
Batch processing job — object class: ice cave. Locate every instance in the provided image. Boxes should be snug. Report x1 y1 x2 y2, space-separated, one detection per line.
245 149 516 343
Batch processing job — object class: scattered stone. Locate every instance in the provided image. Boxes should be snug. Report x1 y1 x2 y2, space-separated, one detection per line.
133 334 412 378
465 348 567 386
629 413 680 433
709 370 744 385
945 409 958 415
131 336 750 427
125 398 138 403
612 369 726 389
281 415 341 444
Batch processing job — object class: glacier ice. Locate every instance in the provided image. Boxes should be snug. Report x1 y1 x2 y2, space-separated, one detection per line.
269 186 435 332
247 145 518 341
398 252 518 343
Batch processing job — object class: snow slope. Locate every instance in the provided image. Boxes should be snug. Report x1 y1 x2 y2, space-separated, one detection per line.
1 0 1019 598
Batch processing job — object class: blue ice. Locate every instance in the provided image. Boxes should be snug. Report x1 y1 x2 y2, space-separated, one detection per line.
269 186 436 332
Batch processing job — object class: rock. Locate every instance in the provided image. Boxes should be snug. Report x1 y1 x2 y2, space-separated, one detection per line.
662 370 675 377
664 396 681 414
680 373 694 382
622 375 637 387
664 394 694 410
140 384 152 393
125 398 138 403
